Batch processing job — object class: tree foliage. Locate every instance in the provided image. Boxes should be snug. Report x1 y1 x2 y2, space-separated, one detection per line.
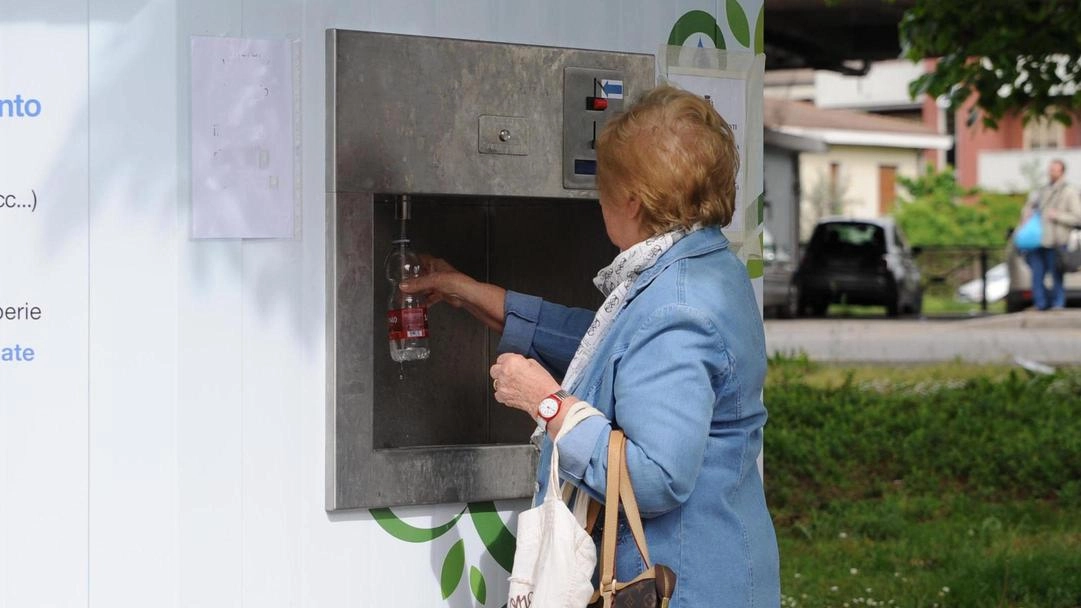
900 0 1081 128
891 166 1024 247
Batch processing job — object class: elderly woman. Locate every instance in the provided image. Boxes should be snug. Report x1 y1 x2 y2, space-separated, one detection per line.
401 85 779 607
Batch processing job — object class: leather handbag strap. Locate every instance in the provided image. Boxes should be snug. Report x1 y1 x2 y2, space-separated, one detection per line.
599 431 624 602
598 430 657 606
617 447 652 568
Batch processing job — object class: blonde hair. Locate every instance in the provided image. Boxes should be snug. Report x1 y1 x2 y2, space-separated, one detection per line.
596 84 739 234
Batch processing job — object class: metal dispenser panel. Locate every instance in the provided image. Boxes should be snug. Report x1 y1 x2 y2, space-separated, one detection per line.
368 196 615 451
327 30 654 510
563 67 626 189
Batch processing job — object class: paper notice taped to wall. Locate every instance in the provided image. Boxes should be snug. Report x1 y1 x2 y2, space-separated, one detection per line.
191 36 297 239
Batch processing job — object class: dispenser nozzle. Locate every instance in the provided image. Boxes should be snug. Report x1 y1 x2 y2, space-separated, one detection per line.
394 194 412 221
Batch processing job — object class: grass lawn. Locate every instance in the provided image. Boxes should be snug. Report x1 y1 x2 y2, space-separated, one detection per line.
766 357 1081 608
827 295 1005 318
777 496 1081 608
920 295 1006 316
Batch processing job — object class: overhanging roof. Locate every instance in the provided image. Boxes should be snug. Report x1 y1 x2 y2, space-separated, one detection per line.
765 97 953 150
775 126 953 150
764 128 829 153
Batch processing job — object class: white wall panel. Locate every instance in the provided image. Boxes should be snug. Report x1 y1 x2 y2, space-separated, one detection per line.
176 233 244 608
88 0 179 606
978 148 1081 194
294 3 373 605
175 0 245 597
238 240 304 608
0 7 89 607
175 1 245 604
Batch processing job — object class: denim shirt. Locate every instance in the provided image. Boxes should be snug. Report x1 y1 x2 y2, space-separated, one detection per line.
498 227 780 608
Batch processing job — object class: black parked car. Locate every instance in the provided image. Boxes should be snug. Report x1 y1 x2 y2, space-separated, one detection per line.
795 217 922 317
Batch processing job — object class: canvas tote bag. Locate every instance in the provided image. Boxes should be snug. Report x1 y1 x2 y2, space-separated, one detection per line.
507 403 603 608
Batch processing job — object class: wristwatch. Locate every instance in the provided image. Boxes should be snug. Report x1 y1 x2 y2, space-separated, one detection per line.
537 390 571 429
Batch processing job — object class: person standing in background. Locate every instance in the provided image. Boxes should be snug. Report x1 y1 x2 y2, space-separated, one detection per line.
1021 159 1081 310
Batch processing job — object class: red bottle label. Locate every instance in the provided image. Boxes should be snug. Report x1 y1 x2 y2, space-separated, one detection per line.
388 307 429 340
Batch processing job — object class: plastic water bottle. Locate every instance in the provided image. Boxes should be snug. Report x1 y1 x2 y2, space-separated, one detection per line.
385 238 430 362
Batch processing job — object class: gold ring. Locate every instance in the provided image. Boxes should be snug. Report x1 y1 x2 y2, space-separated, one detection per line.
493 378 501 391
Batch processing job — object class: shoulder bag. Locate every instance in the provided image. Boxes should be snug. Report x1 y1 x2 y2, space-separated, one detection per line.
587 430 677 608
1058 226 1081 273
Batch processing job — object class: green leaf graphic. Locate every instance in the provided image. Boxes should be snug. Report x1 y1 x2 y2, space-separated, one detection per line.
667 10 724 49
370 506 465 543
746 258 764 279
470 566 488 604
469 501 517 573
726 0 751 48
440 540 466 599
754 3 765 54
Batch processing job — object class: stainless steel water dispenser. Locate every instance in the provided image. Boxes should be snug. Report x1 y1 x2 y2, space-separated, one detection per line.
327 30 654 509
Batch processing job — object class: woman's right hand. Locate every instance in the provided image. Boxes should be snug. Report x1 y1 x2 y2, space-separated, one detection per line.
400 256 508 332
400 256 474 308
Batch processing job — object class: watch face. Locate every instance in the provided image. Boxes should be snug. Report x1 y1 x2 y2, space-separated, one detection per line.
538 397 559 420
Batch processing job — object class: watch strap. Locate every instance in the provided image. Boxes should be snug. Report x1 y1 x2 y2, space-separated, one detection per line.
537 389 572 429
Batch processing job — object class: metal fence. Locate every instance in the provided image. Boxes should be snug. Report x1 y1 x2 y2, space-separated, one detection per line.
916 245 1007 311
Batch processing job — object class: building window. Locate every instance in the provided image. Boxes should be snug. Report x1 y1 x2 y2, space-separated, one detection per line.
1024 116 1066 150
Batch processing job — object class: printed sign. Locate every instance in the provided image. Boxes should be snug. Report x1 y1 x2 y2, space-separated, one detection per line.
599 79 624 99
665 72 748 234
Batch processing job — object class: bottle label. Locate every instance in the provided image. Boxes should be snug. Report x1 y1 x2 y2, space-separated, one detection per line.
387 307 429 340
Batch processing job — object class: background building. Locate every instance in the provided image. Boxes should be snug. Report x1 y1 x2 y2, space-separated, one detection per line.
764 97 950 239
770 58 1081 196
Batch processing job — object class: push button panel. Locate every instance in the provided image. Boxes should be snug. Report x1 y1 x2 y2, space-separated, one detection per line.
563 67 624 190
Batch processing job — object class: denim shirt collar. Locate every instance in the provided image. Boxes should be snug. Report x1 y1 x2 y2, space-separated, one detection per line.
623 226 730 301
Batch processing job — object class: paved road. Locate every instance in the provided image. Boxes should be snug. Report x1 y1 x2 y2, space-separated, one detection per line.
764 310 1081 365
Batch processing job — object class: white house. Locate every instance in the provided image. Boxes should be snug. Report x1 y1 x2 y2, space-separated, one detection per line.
764 97 952 239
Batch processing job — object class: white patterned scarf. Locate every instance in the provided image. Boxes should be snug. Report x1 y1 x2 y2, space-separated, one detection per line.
561 225 701 392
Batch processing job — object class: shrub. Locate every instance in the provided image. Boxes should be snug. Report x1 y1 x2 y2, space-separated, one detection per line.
765 365 1081 521
767 360 1081 607
891 166 1025 247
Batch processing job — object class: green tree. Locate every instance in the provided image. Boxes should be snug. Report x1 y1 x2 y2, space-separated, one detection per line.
891 166 1024 247
900 0 1081 128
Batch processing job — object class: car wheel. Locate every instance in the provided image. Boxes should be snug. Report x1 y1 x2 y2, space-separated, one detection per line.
797 293 825 317
886 297 900 317
1006 292 1027 313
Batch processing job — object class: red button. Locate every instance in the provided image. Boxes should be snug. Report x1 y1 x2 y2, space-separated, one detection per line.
587 97 608 111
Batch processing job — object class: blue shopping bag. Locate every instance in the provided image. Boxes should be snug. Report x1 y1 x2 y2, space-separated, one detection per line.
1013 213 1042 250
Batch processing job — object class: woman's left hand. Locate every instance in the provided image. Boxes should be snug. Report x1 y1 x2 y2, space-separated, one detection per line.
489 353 561 418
